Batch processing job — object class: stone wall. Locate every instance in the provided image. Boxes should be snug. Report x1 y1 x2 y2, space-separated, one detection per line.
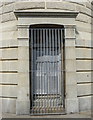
0 0 92 114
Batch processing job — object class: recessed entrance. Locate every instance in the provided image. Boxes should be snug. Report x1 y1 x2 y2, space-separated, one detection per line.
29 24 65 115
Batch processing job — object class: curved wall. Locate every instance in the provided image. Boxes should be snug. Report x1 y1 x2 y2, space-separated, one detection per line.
0 0 92 114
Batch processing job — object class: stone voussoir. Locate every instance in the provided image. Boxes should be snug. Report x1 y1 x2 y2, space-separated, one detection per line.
15 1 45 10
1 3 15 15
46 1 76 11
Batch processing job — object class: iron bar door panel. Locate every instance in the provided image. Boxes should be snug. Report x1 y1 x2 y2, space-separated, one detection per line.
30 26 64 114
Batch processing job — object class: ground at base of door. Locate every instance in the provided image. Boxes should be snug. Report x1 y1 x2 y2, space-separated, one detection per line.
1 111 92 119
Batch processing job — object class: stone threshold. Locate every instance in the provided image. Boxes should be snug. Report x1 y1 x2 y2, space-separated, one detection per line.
1 111 92 119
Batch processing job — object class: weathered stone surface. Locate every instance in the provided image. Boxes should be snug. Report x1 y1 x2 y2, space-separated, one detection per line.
0 73 18 84
0 49 2 59
0 7 2 15
76 48 91 59
18 17 75 26
1 24 17 32
18 47 29 60
66 85 77 99
1 61 17 71
65 47 76 59
0 39 18 48
75 4 91 17
18 39 29 47
76 60 91 70
43 0 61 2
2 3 14 15
85 2 92 10
77 83 92 96
65 98 79 113
65 39 75 47
2 31 17 40
46 1 76 11
17 86 29 100
1 12 16 23
66 72 77 85
0 20 17 32
3 2 14 5
0 98 2 115
78 96 91 112
65 59 76 72
76 24 91 33
15 2 45 10
1 85 17 97
18 28 29 39
1 48 18 59
0 2 3 7
2 98 16 114
76 39 92 48
76 21 91 33
65 28 75 39
76 31 91 41
18 73 29 87
77 72 91 83
76 13 91 24
16 100 30 115
18 60 29 73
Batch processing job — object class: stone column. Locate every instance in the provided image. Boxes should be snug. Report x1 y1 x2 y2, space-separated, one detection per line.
16 25 30 115
64 25 79 113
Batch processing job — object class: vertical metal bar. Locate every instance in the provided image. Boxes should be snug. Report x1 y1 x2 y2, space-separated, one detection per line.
54 29 57 112
34 29 37 113
38 29 40 113
52 29 55 112
31 29 34 114
40 29 42 113
60 29 64 109
46 29 48 113
43 29 46 113
58 29 61 111
49 29 51 112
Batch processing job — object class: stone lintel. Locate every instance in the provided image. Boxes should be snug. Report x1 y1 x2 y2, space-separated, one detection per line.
14 10 79 19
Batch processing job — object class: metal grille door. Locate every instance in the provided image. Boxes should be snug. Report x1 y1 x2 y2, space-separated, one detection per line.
30 26 64 115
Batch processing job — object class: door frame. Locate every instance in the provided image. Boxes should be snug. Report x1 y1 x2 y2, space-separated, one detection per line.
14 10 79 115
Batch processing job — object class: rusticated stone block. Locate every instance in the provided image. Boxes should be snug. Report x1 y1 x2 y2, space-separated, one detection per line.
16 100 30 115
65 98 79 113
2 48 18 59
18 47 29 60
1 61 17 71
2 3 14 14
76 48 91 59
1 12 16 23
77 84 92 96
78 96 91 112
15 2 45 10
1 85 17 97
77 72 91 83
2 98 16 114
46 1 75 11
0 73 18 84
76 60 91 71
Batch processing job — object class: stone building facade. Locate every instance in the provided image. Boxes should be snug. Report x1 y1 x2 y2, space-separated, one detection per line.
0 0 92 115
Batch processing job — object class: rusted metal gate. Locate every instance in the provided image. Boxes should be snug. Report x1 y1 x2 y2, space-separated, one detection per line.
29 25 65 115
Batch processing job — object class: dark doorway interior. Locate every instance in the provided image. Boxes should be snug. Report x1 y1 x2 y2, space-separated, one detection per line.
29 24 65 115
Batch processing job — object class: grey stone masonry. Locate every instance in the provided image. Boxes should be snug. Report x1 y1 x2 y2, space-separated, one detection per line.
64 25 79 113
15 10 79 114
